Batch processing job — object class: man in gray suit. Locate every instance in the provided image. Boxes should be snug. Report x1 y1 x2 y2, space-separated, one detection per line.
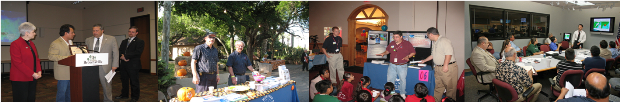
471 36 500 83
85 24 119 102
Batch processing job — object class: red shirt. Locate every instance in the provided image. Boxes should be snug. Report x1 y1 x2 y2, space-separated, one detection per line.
10 37 42 81
386 40 416 64
338 81 354 101
405 95 435 102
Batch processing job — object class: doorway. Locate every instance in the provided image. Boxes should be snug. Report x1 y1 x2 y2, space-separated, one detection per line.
348 4 388 67
130 14 151 71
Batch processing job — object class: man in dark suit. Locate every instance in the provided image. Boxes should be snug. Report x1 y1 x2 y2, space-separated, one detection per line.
302 50 309 71
116 26 144 102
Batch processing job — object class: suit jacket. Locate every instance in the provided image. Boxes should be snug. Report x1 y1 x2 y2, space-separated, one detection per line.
9 37 42 81
600 48 612 59
119 37 145 70
85 34 119 74
471 47 498 83
48 37 72 80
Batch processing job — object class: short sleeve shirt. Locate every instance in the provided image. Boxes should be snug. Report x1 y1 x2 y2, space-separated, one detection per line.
386 40 416 63
431 35 456 65
526 44 540 56
496 60 533 94
226 51 252 74
192 44 219 73
322 35 343 53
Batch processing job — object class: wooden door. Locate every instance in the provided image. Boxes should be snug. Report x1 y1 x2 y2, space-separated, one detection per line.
130 14 151 70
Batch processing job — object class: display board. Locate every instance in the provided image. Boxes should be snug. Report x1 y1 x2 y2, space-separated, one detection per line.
366 31 433 65
366 31 389 59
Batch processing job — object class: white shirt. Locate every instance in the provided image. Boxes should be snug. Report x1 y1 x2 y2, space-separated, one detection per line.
93 34 104 52
60 37 73 46
127 37 136 45
571 30 587 44
544 38 551 44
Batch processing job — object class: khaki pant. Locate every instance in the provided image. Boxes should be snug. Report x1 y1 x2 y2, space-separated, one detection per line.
327 53 344 84
433 63 458 102
516 83 542 102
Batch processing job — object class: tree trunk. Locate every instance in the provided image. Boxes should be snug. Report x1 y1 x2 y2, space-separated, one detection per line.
161 1 172 68
215 37 229 56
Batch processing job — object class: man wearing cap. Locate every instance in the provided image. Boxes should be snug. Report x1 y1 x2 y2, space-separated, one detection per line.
192 34 220 92
420 27 458 101
227 41 255 85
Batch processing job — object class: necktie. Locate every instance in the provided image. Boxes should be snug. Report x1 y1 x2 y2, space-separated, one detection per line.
576 31 581 42
127 38 132 48
94 38 100 52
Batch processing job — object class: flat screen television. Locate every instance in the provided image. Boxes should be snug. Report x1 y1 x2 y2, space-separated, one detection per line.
590 17 615 33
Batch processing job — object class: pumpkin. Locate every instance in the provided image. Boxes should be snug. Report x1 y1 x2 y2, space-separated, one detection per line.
177 87 195 101
183 52 191 56
177 69 187 76
178 60 187 66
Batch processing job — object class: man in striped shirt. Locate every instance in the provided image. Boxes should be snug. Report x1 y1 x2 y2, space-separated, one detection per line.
553 48 582 91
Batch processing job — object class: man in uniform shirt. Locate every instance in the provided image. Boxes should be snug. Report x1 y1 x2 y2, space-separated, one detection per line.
420 27 458 101
376 31 416 95
192 34 220 92
322 26 344 84
572 24 587 49
227 41 255 85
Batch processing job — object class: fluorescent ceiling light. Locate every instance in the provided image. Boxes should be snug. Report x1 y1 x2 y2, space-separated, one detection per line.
566 0 595 6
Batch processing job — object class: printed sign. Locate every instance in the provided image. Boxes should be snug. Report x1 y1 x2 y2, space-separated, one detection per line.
419 70 429 81
75 53 109 67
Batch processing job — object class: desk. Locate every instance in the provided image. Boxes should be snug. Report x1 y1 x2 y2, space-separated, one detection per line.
363 63 435 96
518 49 590 72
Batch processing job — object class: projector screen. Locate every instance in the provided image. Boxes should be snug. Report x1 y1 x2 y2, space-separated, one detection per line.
590 17 615 33
1 1 28 45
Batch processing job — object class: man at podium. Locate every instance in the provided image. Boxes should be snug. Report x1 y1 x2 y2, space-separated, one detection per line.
86 24 120 102
48 24 76 102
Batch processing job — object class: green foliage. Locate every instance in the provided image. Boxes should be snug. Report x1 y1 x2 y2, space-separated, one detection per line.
157 61 176 95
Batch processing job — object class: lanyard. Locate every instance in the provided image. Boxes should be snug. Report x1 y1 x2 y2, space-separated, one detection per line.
332 36 338 47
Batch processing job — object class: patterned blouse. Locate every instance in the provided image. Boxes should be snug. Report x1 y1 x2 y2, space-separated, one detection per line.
496 60 533 94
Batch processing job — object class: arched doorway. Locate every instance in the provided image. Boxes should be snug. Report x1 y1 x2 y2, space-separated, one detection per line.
347 4 388 67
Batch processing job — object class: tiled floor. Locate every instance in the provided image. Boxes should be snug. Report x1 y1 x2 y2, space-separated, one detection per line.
2 70 157 102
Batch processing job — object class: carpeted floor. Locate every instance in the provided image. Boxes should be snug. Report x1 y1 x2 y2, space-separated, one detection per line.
2 70 157 102
464 69 620 102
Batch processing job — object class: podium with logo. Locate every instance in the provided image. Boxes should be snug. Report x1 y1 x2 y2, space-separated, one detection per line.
59 53 109 101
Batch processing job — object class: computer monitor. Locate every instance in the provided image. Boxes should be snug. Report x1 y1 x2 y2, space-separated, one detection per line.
563 33 571 41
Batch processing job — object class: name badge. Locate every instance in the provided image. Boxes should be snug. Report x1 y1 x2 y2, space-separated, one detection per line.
333 42 336 45
391 45 394 48
335 49 339 52
394 58 398 62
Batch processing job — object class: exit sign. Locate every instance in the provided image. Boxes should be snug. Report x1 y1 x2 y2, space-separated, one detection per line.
137 7 144 13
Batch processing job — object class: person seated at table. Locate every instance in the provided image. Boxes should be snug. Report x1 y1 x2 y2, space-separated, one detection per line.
388 94 404 102
496 47 542 101
600 40 613 59
313 80 340 102
609 41 618 58
381 82 396 101
549 36 562 51
552 48 582 91
356 76 375 101
338 73 355 102
312 68 336 99
526 37 545 56
499 39 512 62
555 72 610 102
583 46 606 77
544 34 553 45
356 90 372 102
405 83 435 102
471 36 500 83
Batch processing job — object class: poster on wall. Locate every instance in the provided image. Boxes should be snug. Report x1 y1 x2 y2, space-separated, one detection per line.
389 32 432 48
367 31 388 59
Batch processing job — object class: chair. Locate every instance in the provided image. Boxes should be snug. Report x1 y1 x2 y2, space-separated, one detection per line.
540 44 550 52
492 79 537 102
166 84 183 99
606 59 615 77
467 58 497 102
586 68 606 78
548 70 583 100
560 41 569 50
158 90 168 102
523 46 529 56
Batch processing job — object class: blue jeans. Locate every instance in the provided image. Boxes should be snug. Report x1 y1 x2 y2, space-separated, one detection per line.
387 63 407 95
56 80 70 102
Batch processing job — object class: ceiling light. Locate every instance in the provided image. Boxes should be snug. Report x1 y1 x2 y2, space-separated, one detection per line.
566 0 595 6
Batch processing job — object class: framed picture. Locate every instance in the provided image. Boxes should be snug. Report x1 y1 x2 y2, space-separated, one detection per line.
69 45 89 55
